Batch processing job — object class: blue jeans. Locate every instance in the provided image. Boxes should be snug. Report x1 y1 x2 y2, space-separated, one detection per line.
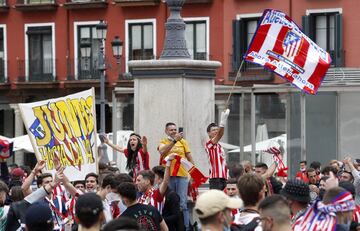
169 176 190 230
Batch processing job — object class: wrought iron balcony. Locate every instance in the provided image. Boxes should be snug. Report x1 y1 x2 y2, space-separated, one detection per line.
67 58 102 81
17 58 56 82
0 0 9 12
64 0 107 9
0 59 6 83
113 0 160 7
15 0 57 11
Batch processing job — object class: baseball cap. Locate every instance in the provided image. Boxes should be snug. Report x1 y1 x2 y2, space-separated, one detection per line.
11 167 25 178
75 193 103 218
195 189 243 218
280 179 310 203
25 202 53 228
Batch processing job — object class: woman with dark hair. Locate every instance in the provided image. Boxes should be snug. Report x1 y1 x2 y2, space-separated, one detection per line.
104 133 149 179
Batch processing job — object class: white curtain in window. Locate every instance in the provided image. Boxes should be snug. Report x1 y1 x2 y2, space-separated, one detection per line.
329 15 335 51
247 20 258 46
43 34 52 73
196 23 206 53
185 24 194 58
315 16 327 50
131 25 141 50
80 27 90 39
143 25 153 49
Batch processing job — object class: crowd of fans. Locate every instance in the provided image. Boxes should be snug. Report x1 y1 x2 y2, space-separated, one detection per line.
0 108 359 231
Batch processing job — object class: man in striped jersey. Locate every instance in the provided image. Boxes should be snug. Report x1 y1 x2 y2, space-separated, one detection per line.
205 109 230 190
136 155 173 211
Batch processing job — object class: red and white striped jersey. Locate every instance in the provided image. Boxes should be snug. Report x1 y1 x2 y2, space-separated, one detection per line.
205 140 228 179
353 204 360 222
124 148 149 178
137 187 164 213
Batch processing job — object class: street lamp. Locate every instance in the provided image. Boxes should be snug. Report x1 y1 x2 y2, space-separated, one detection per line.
95 20 123 135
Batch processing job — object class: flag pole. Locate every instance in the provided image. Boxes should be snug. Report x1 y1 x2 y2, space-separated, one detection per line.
225 59 245 108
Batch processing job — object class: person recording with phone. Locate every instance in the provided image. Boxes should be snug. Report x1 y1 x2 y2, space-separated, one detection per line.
158 122 194 231
102 133 149 180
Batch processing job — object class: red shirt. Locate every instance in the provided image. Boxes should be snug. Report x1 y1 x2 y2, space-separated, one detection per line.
205 140 228 179
124 148 149 178
353 205 360 222
296 171 309 183
137 187 164 213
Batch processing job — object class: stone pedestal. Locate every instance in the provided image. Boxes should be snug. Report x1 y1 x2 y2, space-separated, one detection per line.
130 59 221 174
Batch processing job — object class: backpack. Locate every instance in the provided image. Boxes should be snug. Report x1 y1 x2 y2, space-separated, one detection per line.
230 217 261 231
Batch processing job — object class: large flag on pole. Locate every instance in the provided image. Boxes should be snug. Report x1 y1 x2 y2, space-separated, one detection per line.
243 9 332 94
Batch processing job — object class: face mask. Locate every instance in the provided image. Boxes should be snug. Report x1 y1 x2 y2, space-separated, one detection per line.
300 167 306 172
106 192 120 203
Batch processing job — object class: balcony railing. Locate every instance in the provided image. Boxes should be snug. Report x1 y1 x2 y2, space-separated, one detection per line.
229 54 274 81
17 58 56 82
0 0 9 11
0 59 6 83
15 0 57 11
64 0 107 9
113 0 160 7
184 0 213 4
67 58 102 80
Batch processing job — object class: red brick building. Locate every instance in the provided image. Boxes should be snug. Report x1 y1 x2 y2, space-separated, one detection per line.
0 0 357 167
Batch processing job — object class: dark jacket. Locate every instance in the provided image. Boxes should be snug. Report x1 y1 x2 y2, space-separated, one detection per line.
162 188 182 231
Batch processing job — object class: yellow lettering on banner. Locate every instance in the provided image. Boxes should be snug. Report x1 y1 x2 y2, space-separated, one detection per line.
41 104 65 142
57 145 72 167
69 99 88 136
56 100 82 139
69 142 84 166
80 98 90 134
83 139 94 164
86 96 94 134
33 106 52 146
39 147 54 170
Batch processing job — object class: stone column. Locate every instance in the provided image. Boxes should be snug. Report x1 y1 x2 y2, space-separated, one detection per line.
10 104 24 166
215 99 228 143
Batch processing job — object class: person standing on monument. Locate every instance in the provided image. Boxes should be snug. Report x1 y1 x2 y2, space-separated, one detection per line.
103 133 149 179
158 122 194 231
205 109 230 190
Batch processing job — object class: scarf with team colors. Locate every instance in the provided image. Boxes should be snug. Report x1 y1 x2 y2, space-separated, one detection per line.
294 191 355 231
263 147 288 177
163 155 208 188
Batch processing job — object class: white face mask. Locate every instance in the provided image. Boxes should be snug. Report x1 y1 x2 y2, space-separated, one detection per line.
106 192 121 203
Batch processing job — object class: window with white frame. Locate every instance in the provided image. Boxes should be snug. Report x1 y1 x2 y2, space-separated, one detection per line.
128 23 154 60
303 10 343 67
0 28 4 82
185 20 207 60
77 25 101 79
26 26 53 81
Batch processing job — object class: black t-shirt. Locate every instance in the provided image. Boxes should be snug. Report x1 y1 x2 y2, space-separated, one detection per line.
121 203 163 231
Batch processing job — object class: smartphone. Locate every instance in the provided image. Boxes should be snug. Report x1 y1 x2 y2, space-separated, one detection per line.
178 127 184 133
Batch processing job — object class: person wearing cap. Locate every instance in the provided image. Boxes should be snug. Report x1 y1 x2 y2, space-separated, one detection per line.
75 193 105 231
280 179 310 226
194 189 243 230
25 202 54 231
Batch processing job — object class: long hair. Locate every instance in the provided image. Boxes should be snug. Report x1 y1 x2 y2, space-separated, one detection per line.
126 133 142 171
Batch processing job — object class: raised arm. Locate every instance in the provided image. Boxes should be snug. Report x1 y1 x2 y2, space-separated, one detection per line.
104 135 125 153
211 109 230 144
22 160 46 196
262 162 277 179
159 154 175 196
158 133 182 157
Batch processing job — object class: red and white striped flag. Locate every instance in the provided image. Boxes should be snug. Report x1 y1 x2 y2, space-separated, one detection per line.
263 147 288 177
163 155 208 188
244 9 332 95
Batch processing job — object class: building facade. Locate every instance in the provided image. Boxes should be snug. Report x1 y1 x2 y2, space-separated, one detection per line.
0 0 359 174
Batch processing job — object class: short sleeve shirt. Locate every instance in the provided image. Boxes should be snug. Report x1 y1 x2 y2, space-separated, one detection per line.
159 138 191 177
